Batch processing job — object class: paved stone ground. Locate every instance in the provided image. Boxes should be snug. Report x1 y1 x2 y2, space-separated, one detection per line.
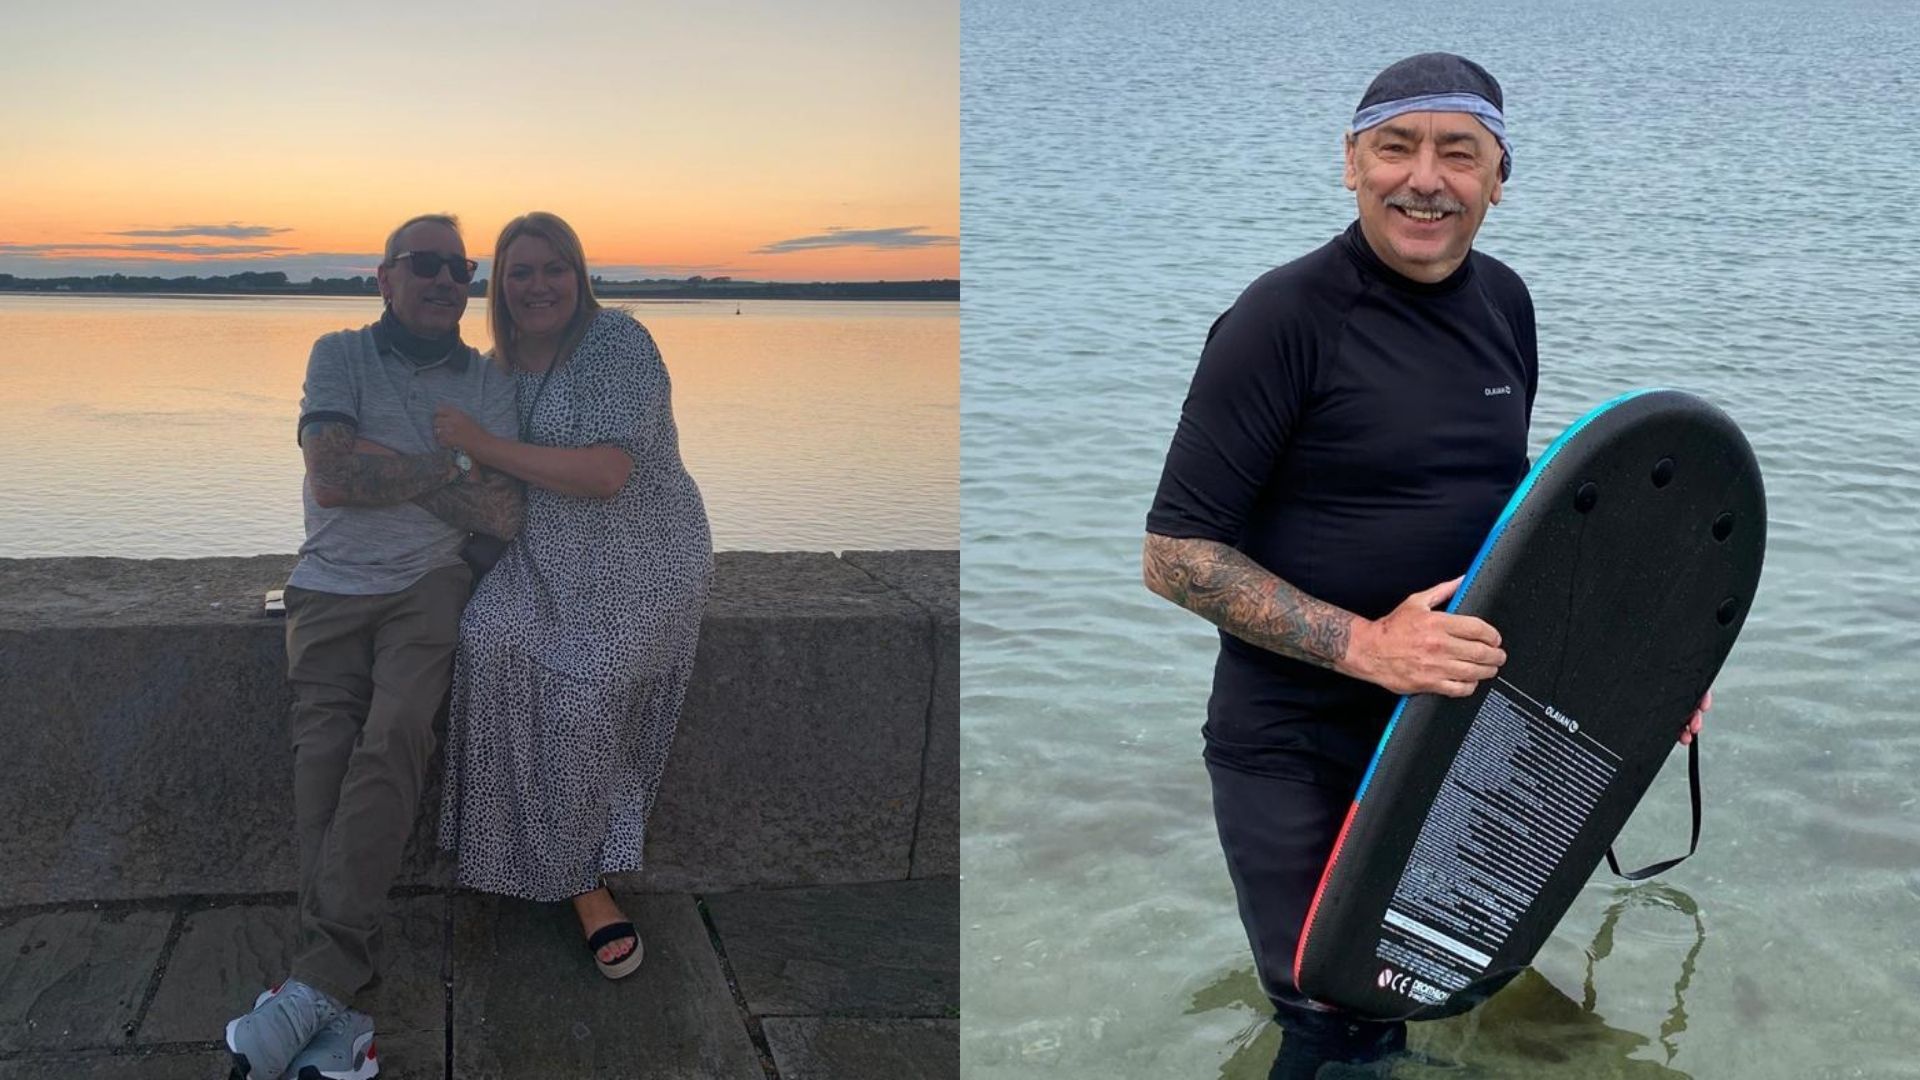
0 878 957 1079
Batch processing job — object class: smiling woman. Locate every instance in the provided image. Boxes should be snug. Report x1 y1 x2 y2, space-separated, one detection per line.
437 210 716 983
500 236 580 342
465 213 629 499
489 216 590 364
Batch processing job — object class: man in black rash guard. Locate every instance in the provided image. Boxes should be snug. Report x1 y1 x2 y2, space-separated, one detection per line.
1142 54 1706 1077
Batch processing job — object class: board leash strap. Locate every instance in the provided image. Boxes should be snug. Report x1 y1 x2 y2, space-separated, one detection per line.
1604 735 1702 881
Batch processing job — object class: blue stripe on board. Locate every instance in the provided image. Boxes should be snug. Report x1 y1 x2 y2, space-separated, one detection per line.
1352 387 1670 803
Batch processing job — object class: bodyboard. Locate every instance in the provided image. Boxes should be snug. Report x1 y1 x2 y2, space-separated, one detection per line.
1292 388 1766 1020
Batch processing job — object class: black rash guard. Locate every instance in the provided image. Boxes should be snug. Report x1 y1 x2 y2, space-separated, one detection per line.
1148 220 1538 785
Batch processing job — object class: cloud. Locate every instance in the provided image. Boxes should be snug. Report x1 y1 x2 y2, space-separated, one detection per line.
0 227 302 272
0 241 293 258
590 262 745 280
754 226 957 255
109 224 294 240
0 250 384 279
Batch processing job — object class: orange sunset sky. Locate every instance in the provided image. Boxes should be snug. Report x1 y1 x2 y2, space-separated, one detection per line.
0 1 957 283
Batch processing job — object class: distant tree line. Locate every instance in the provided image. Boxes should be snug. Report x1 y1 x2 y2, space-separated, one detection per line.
0 271 958 301
0 272 477 296
0 270 309 293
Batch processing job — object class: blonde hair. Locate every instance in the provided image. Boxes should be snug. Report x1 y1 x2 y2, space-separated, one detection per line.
487 211 603 369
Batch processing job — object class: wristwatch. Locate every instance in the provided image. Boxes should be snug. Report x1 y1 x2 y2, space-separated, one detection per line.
453 449 474 483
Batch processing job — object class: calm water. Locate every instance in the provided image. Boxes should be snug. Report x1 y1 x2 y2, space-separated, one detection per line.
0 295 956 555
962 2 1920 1078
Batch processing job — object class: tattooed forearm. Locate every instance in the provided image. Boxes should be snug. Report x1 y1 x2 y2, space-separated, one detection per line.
413 469 525 539
302 422 456 508
1141 532 1355 670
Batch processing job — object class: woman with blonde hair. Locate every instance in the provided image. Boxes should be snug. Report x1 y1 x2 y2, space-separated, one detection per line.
432 211 712 977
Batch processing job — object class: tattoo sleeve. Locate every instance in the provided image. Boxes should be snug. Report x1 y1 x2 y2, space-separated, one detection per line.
303 422 455 507
1141 532 1354 670
412 468 525 539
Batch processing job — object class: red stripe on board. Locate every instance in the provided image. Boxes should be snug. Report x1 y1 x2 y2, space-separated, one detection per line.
1293 799 1363 992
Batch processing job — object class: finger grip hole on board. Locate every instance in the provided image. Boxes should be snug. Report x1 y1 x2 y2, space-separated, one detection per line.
1575 482 1599 513
1717 597 1739 626
1712 512 1734 542
1651 457 1675 488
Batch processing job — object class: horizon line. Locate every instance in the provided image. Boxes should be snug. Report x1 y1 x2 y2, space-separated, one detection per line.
0 271 961 286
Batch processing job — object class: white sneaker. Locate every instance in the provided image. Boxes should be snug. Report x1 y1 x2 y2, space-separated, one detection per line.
285 1001 378 1080
223 979 344 1080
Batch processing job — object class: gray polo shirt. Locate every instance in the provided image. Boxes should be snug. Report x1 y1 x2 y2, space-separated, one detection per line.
289 323 518 595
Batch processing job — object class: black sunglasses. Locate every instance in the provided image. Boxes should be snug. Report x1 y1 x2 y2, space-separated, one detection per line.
390 250 479 284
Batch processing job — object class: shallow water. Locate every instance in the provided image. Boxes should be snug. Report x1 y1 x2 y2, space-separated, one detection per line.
961 0 1920 1076
0 295 957 555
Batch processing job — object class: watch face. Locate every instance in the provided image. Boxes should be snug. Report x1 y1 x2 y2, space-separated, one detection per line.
455 450 473 472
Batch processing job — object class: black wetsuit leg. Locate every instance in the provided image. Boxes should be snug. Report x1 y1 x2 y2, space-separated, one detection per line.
1207 759 1408 1075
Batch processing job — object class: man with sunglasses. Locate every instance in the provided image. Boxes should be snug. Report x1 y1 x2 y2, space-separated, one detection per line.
224 213 523 1080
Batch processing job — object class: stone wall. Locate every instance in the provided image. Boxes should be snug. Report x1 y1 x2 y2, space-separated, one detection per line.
0 551 957 906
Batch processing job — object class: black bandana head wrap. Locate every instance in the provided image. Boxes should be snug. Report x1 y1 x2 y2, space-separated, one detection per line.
1352 52 1512 181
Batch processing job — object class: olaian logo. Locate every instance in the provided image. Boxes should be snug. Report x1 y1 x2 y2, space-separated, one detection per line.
1484 385 1512 396
1545 704 1579 734
1377 967 1396 989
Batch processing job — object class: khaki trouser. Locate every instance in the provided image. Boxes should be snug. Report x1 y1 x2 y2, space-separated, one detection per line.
282 563 469 1003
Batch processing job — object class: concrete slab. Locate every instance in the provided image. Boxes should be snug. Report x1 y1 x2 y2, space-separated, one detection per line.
135 904 287 1046
703 878 959 1017
0 618 454 908
837 551 957 618
451 891 759 1079
0 622 300 907
762 1018 959 1080
368 1029 446 1080
0 1048 226 1079
702 551 904 618
0 908 173 1053
912 642 959 879
356 895 450 1035
1 1005 444 1079
139 895 447 1044
638 553 934 891
0 1034 442 1080
0 555 298 631
842 551 961 878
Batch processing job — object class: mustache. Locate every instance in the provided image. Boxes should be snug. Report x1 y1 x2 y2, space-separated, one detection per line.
1385 192 1467 215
